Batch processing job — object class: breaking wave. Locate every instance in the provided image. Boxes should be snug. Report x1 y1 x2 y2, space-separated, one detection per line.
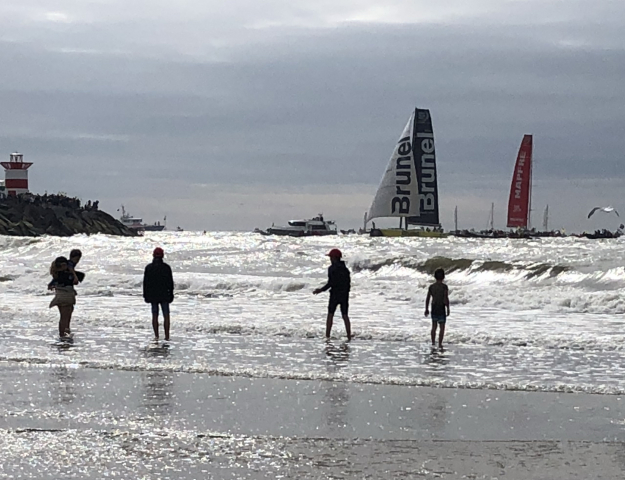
351 256 570 279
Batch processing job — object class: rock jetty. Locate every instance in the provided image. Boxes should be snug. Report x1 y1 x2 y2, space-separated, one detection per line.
0 194 137 237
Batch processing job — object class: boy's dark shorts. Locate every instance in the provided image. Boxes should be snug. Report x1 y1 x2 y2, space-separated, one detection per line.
328 292 349 316
431 314 446 324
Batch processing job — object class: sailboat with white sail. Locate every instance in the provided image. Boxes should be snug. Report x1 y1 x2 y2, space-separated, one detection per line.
365 108 445 237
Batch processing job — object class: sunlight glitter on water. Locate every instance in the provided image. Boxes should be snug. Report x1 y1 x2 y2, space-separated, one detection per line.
1 232 624 393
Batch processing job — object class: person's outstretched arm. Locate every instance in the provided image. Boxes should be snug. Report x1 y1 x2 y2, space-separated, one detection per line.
313 268 333 295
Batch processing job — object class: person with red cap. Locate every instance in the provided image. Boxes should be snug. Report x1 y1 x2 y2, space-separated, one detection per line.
143 247 174 341
313 248 352 340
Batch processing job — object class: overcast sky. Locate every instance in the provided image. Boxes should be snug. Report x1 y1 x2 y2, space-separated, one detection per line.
1 0 624 231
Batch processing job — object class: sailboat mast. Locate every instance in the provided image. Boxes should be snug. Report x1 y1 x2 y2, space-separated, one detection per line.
490 202 495 230
454 206 458 232
543 205 549 232
528 139 534 230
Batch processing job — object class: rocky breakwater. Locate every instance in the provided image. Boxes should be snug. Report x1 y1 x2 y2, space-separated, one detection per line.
0 196 137 237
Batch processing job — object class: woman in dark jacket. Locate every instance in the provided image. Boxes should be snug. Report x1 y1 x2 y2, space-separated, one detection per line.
143 247 174 340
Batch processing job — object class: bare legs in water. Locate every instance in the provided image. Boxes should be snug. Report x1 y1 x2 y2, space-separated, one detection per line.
152 312 170 341
326 312 351 340
58 305 74 337
431 322 445 348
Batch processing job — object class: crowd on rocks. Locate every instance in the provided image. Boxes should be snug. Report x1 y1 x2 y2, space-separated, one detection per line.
0 192 135 237
0 193 99 211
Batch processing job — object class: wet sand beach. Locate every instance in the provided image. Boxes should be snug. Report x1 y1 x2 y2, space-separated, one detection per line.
1 362 625 479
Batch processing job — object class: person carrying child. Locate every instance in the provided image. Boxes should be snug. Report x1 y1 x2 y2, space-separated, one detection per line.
48 256 78 337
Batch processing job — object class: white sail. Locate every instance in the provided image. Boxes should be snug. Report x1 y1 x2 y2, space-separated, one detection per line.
367 113 420 222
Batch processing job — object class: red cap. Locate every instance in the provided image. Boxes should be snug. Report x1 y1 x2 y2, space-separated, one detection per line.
327 248 342 258
153 247 164 258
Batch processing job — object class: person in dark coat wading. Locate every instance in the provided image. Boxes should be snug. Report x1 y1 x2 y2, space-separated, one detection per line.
313 249 352 340
143 247 174 341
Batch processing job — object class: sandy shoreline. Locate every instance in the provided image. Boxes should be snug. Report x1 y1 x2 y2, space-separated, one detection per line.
3 430 625 479
1 362 625 478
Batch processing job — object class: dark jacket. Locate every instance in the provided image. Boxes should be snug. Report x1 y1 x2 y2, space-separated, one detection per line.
320 261 351 295
143 258 174 304
53 270 75 287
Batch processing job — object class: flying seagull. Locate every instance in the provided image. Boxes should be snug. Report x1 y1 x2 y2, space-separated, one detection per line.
588 206 620 219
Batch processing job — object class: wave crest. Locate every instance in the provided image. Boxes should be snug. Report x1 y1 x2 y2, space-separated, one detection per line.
351 256 569 279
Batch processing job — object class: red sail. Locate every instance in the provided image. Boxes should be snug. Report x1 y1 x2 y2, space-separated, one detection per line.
506 135 533 228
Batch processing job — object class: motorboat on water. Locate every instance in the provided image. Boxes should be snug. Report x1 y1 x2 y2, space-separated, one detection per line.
119 206 166 232
257 215 337 237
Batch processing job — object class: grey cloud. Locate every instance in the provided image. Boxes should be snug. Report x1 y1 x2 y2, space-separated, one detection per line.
1 1 624 230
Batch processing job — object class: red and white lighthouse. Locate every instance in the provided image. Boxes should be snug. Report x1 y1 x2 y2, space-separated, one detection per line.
1 153 33 196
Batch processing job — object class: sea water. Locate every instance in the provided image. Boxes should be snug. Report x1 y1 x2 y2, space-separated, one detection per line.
1 231 624 395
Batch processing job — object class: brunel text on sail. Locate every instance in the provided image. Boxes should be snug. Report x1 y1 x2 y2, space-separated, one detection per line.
416 131 436 212
392 135 412 214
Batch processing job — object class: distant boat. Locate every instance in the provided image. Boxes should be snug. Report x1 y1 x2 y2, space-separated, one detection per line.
118 206 165 232
257 215 337 237
366 108 445 238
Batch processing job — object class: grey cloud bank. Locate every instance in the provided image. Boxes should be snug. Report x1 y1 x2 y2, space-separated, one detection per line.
0 1 624 231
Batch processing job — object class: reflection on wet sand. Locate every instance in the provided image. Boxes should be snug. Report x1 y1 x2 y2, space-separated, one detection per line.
423 347 450 368
49 366 78 406
323 341 350 430
141 371 175 416
53 337 74 352
140 342 174 416
142 341 171 359
324 341 350 366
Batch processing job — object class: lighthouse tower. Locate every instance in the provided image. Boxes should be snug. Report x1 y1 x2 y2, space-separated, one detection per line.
1 153 33 196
